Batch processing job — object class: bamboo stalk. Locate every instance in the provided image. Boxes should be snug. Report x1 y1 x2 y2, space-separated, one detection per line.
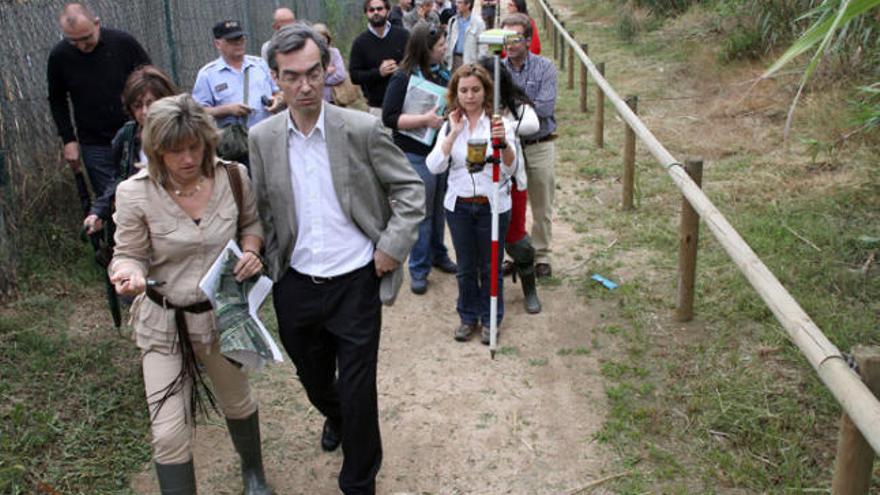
676 159 703 322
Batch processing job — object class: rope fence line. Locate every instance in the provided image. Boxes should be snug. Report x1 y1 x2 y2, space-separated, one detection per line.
532 0 880 473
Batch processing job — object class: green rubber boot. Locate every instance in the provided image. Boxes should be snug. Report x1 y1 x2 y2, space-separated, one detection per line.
155 460 196 495
226 410 273 495
505 236 542 314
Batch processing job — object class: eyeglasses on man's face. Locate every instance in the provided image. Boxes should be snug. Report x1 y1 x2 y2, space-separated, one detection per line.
367 6 386 13
278 66 324 87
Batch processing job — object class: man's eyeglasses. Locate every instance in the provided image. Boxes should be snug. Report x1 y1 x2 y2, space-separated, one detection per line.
367 6 386 13
278 67 324 86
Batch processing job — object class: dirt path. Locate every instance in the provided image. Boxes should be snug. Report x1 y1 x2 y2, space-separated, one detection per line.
130 205 617 494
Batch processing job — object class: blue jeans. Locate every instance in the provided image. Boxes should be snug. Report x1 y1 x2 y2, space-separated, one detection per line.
80 144 116 200
431 169 451 263
406 153 450 281
446 201 510 327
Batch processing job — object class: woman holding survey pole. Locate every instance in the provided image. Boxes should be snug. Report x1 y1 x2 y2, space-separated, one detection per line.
109 94 272 494
426 63 516 344
382 23 457 295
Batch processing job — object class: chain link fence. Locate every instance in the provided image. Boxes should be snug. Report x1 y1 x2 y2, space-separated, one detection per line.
0 0 364 296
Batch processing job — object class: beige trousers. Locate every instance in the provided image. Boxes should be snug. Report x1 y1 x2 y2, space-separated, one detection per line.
523 140 556 264
143 340 256 464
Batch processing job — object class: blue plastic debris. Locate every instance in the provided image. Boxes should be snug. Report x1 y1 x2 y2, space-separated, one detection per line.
591 274 619 290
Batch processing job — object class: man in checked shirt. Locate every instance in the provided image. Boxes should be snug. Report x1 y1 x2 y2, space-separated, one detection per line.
502 13 558 279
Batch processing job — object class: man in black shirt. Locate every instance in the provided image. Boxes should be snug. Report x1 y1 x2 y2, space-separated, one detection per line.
349 0 409 117
47 3 150 197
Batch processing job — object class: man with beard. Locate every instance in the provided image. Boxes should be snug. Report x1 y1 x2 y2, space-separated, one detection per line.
349 0 410 117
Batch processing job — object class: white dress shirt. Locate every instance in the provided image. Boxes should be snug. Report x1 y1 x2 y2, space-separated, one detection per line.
425 111 517 213
368 22 392 39
287 104 374 277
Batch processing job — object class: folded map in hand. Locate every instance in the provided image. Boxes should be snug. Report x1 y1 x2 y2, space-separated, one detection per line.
199 240 283 370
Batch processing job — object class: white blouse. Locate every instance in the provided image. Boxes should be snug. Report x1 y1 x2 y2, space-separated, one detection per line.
426 111 517 213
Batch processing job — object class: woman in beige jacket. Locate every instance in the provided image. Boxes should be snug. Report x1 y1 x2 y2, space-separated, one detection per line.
109 94 270 495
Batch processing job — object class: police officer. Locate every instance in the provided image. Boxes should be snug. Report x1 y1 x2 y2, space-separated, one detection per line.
193 20 282 133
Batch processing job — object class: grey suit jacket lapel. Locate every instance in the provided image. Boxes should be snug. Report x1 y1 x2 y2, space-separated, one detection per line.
270 114 297 240
324 105 351 219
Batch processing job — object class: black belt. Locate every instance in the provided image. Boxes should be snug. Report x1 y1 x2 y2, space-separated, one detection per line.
290 262 373 285
146 287 213 314
523 133 557 146
144 287 217 422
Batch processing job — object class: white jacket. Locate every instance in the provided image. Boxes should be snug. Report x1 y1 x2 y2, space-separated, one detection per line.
508 104 539 190
444 14 487 68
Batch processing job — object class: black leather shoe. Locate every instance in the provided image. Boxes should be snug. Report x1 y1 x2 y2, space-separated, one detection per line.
433 257 458 274
535 263 552 278
321 419 341 452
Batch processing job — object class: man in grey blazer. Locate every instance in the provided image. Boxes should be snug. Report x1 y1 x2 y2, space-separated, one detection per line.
249 24 424 495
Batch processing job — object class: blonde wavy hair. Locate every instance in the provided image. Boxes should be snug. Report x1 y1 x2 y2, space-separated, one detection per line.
142 94 219 184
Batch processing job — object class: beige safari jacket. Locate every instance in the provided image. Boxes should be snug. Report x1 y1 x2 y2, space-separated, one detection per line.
110 160 263 353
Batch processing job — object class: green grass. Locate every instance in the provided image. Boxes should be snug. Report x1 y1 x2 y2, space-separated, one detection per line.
542 0 880 491
0 230 150 494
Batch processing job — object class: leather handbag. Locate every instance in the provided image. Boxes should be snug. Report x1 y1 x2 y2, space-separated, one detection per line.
217 67 250 163
331 76 360 107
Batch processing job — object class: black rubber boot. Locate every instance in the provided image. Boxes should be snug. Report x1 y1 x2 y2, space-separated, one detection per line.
226 410 273 495
505 237 542 314
155 460 196 495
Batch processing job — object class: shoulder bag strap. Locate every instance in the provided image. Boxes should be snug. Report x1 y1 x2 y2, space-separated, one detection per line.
241 64 250 125
224 162 244 231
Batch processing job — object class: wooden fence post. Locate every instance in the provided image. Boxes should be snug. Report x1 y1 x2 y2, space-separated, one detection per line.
559 22 566 70
832 346 880 495
579 43 588 112
675 159 703 322
622 95 637 210
552 20 557 60
595 62 605 148
567 37 575 90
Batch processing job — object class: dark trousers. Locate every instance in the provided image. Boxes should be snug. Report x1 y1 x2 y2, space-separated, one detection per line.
80 144 116 200
273 263 383 495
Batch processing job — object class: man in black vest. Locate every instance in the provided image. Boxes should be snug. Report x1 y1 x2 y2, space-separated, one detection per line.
47 3 150 197
349 0 410 117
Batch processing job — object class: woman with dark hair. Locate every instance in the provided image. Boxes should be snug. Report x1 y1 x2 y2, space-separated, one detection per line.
505 0 541 54
83 65 177 235
382 23 457 295
426 63 517 344
110 94 271 494
478 56 541 314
